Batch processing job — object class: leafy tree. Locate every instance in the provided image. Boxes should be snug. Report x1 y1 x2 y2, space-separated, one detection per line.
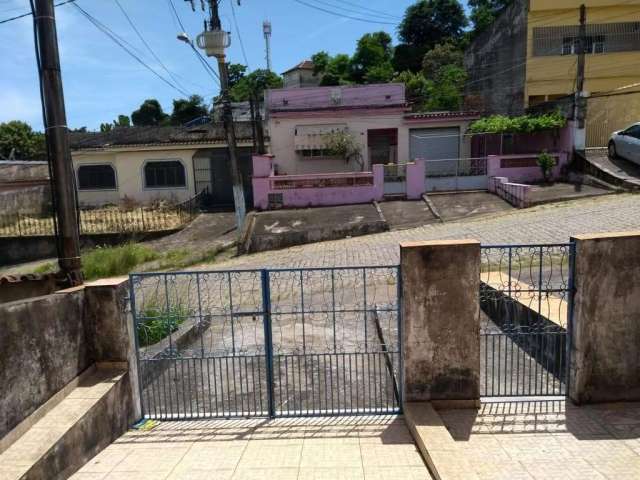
0 121 46 160
115 115 131 127
397 0 467 71
100 123 113 133
422 42 463 80
350 32 394 83
170 95 209 125
468 0 512 36
393 71 430 111
312 52 352 86
424 64 467 111
131 99 169 126
227 63 248 89
229 69 283 102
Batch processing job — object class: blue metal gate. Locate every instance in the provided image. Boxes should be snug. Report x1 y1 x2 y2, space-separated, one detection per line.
480 243 575 397
130 266 401 419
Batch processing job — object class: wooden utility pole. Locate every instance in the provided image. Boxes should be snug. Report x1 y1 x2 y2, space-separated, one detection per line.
206 0 246 230
32 0 82 285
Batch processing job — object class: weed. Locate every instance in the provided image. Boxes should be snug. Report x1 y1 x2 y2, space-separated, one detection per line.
137 303 189 347
82 243 160 280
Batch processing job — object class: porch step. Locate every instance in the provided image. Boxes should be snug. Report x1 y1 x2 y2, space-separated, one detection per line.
0 364 129 480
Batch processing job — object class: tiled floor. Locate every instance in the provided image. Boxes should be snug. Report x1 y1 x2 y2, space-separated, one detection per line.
436 401 640 480
71 415 431 480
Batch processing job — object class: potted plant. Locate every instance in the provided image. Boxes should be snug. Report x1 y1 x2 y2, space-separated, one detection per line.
537 150 555 185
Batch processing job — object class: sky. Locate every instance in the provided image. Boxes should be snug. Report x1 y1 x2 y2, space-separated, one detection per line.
0 0 461 131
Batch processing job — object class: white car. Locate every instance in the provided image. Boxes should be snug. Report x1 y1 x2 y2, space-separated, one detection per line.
608 123 640 163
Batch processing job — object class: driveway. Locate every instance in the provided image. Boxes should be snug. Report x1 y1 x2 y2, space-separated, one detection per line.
71 416 430 479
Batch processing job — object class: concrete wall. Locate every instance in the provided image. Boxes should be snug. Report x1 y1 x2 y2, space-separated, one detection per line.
0 290 91 439
487 152 569 183
0 278 140 440
570 231 640 404
0 185 51 215
463 0 528 115
401 240 481 404
72 148 197 207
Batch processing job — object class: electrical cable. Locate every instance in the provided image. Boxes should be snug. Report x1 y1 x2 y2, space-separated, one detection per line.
0 0 76 25
229 0 250 69
292 0 396 25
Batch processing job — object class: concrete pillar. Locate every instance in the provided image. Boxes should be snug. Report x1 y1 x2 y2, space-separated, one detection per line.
570 232 640 404
401 240 481 405
406 159 426 200
84 277 142 420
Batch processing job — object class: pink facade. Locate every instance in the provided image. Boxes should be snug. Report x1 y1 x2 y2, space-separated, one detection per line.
406 160 426 199
487 152 568 183
252 155 383 209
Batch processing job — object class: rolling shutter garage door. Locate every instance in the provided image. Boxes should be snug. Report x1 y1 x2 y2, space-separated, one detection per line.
409 127 460 161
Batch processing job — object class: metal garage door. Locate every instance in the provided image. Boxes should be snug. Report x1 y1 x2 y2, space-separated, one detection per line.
409 127 460 161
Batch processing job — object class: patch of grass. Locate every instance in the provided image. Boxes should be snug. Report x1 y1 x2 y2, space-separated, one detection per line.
82 243 160 280
136 303 189 347
33 262 56 275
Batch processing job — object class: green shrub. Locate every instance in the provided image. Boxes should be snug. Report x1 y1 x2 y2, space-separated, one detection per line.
469 112 566 134
82 243 159 280
537 151 556 183
136 303 189 347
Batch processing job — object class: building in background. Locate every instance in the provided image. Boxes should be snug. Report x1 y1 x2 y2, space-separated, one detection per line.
282 60 320 89
70 123 258 209
464 0 640 146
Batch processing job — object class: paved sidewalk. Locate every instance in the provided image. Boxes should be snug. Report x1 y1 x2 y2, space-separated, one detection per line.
71 416 430 480
195 194 640 271
436 400 640 479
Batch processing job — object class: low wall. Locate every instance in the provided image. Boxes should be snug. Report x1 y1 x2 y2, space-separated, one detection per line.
0 277 140 442
487 152 568 183
0 290 91 439
0 229 179 266
489 176 531 208
0 185 51 216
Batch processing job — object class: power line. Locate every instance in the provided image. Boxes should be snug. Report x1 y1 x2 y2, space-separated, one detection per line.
316 0 401 21
292 0 397 25
113 0 190 95
167 0 187 32
73 3 191 97
0 0 76 25
229 0 250 69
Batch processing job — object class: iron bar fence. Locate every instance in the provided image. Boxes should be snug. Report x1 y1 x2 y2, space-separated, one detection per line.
425 157 488 178
129 266 401 419
0 190 205 238
479 243 574 398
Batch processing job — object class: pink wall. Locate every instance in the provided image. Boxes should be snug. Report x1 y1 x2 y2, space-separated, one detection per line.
406 160 425 199
489 176 531 208
267 83 405 112
487 152 568 183
252 157 384 210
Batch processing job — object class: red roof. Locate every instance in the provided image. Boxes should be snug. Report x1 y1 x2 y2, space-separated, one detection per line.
282 60 315 75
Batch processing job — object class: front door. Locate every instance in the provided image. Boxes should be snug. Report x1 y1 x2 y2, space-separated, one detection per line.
368 129 398 167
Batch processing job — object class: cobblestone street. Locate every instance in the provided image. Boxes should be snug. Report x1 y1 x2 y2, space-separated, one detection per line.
200 194 640 271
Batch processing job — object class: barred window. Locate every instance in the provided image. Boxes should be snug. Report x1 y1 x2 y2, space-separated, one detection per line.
534 22 640 56
77 164 117 190
144 160 186 188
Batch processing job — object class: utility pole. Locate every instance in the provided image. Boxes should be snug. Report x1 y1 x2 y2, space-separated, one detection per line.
32 0 83 285
574 4 587 149
195 0 246 230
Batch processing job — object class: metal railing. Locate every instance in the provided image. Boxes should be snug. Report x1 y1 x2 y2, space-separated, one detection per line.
383 163 407 182
424 157 487 178
480 243 574 398
130 266 401 419
0 190 204 238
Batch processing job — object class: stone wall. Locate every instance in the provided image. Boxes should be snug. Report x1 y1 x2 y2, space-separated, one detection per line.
570 232 640 403
0 185 51 215
463 0 528 115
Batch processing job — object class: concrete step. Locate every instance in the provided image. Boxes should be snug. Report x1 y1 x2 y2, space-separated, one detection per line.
0 364 129 480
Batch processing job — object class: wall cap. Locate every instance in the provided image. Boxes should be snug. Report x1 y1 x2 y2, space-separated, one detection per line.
84 277 129 288
571 231 640 242
400 239 480 249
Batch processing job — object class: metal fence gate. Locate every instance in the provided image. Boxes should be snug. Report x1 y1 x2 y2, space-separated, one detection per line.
130 266 401 420
479 243 575 398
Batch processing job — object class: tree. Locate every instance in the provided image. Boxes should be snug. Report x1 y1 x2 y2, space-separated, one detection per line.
227 63 247 89
131 99 169 126
0 121 46 160
350 32 394 83
422 42 463 80
397 0 468 71
312 51 352 86
229 69 283 102
393 71 430 111
100 115 130 133
424 64 468 111
170 95 209 125
468 0 512 36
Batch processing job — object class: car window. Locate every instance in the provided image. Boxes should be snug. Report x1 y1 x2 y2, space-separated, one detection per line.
623 125 640 139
